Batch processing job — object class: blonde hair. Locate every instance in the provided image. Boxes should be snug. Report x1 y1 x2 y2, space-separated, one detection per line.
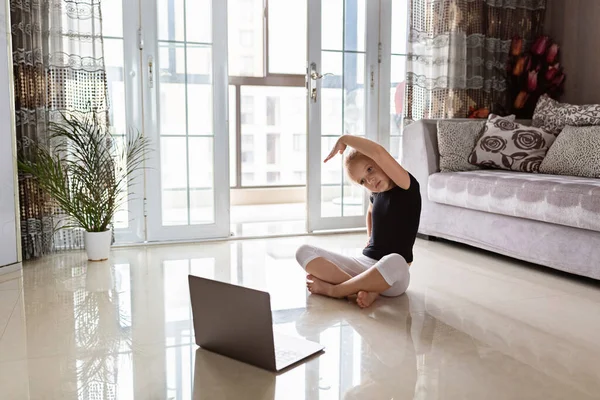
344 149 372 168
344 149 373 183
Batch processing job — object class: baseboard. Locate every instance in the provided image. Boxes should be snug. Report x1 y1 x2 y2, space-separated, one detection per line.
0 261 22 277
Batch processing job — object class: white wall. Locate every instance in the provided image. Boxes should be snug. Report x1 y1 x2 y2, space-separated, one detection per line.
0 0 20 267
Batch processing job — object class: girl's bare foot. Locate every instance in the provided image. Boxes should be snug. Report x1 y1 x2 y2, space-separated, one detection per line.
306 274 339 298
356 291 379 308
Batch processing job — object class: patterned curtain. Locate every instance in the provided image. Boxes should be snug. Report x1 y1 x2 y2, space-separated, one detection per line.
11 0 109 259
405 0 547 122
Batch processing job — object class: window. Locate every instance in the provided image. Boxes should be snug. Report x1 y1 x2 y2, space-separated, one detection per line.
229 86 237 187
242 135 254 163
229 2 309 188
102 25 127 229
267 0 307 74
240 86 305 187
241 96 254 124
266 133 280 164
240 56 255 76
228 0 263 77
242 172 255 185
293 134 305 152
293 171 306 183
266 97 280 126
390 136 401 160
389 0 409 161
266 171 281 183
240 30 254 47
238 0 255 22
327 170 339 184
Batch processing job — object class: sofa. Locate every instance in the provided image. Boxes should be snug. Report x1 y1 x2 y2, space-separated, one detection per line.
402 119 600 280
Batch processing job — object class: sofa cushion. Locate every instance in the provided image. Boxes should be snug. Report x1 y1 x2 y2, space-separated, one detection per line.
532 94 600 135
437 120 485 173
428 170 600 233
437 116 515 173
540 125 600 178
468 114 557 173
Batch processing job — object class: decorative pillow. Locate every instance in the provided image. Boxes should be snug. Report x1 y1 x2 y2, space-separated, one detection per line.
437 116 516 173
539 125 600 178
469 114 557 173
532 94 600 135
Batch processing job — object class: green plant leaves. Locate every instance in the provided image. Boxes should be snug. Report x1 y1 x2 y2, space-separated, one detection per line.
18 112 151 233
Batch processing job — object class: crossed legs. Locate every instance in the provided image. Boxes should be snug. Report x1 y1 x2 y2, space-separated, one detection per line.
295 244 410 308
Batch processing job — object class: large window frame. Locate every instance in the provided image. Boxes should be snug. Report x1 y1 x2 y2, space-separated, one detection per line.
228 0 306 190
103 0 408 242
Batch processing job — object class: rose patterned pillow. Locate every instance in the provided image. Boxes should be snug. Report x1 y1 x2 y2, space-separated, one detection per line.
437 116 516 173
468 114 557 173
532 94 600 135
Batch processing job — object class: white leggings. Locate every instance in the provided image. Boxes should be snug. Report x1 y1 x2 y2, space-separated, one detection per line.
295 244 410 297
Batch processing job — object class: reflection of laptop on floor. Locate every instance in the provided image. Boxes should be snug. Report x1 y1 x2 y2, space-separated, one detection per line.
188 275 324 372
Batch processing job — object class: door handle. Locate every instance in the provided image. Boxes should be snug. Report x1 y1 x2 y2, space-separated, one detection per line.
310 70 333 80
148 56 154 88
308 62 333 102
309 62 333 80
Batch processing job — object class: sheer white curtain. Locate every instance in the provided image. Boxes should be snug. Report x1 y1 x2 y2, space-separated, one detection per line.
404 0 547 122
12 0 109 257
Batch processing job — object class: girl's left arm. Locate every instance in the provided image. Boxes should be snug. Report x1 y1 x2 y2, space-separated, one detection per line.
326 135 411 190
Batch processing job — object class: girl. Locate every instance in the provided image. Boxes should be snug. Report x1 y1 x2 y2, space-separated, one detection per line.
295 135 421 308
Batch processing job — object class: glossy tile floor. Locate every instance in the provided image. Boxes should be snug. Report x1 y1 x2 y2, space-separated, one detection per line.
2 233 600 399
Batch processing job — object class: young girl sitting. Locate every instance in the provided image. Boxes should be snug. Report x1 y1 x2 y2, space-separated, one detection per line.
295 135 421 308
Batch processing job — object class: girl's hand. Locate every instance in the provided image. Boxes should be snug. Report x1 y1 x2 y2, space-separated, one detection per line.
324 137 347 163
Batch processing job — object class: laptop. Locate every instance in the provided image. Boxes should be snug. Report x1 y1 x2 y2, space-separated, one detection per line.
188 275 325 372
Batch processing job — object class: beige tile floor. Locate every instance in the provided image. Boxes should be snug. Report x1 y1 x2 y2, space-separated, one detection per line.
1 233 600 400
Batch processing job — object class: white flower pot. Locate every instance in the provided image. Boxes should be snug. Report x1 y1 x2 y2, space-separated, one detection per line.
85 230 112 261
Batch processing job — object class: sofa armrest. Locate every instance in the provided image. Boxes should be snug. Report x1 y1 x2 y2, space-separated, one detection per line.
401 120 440 234
402 119 440 189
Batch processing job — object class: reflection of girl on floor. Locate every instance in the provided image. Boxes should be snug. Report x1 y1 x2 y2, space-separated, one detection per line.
294 294 433 399
295 135 421 308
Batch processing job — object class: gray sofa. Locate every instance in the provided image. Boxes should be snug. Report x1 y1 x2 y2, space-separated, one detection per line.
402 119 600 280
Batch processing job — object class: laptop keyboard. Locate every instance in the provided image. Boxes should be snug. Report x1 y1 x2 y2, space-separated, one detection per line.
275 348 302 365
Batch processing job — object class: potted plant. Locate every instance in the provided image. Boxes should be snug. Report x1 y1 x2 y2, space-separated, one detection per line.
18 113 149 261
